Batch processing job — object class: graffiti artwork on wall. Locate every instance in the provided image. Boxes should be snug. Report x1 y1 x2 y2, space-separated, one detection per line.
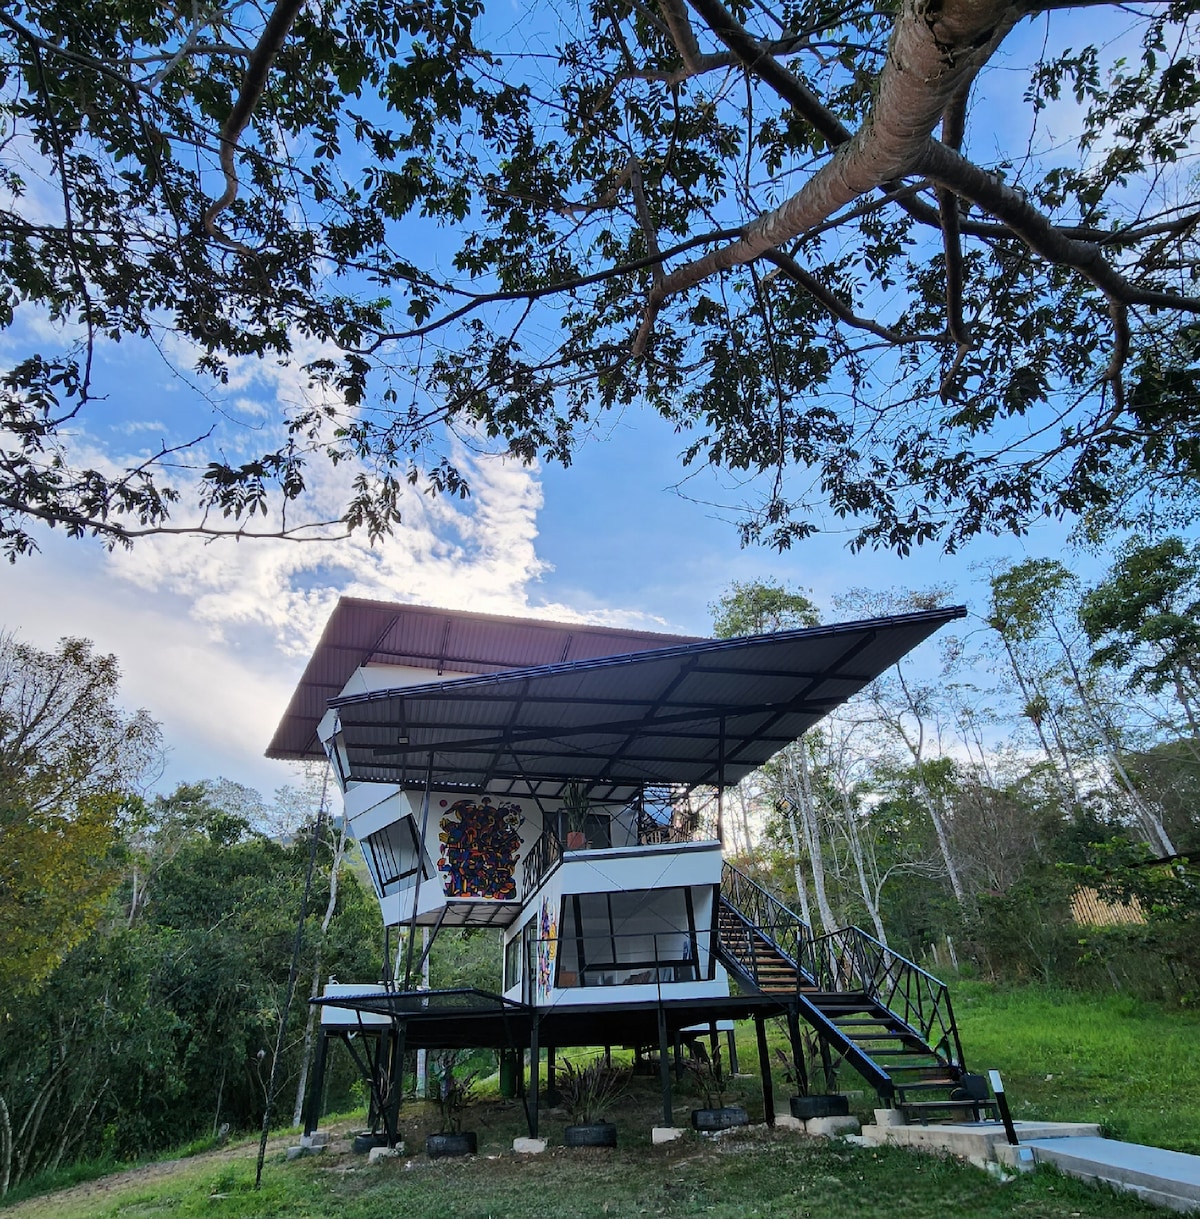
437 797 524 898
536 896 558 1001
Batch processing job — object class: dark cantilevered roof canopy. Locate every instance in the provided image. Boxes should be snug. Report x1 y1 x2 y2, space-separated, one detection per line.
266 598 701 762
325 606 965 795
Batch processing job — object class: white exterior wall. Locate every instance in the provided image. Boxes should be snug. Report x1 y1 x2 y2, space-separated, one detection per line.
501 841 729 1009
320 658 729 1003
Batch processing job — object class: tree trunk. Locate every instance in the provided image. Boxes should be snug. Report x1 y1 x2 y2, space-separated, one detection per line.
891 669 966 906
838 793 888 945
293 771 343 1128
998 633 1087 808
1049 619 1176 856
1 1093 12 1200
784 798 814 929
793 745 838 937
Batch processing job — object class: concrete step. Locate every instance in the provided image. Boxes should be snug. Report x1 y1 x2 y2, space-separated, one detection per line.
1023 1136 1200 1213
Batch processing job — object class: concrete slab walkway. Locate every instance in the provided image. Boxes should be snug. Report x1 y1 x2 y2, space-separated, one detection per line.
1022 1135 1200 1214
861 1118 1200 1213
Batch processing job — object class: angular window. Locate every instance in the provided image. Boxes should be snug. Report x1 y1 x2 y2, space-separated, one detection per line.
363 817 427 897
556 887 706 987
504 930 523 991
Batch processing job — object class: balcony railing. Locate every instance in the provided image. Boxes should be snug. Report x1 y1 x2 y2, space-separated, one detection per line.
519 825 563 900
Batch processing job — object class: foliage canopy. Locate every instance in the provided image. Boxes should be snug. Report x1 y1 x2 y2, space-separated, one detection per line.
2 0 1198 558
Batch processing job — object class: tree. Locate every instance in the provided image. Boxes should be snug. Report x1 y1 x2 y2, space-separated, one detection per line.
0 778 381 1197
2 0 1198 558
1080 537 1200 743
710 580 831 925
0 634 160 1001
987 558 1177 855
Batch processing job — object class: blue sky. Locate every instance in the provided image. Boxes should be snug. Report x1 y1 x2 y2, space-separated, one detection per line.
3 387 1089 801
0 3 1155 800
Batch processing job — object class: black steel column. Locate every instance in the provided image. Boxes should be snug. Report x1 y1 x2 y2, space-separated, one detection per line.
528 1017 541 1138
726 1028 740 1076
755 1015 775 1127
303 1030 331 1137
386 1021 406 1147
657 1004 673 1125
786 1006 809 1096
819 1035 836 1093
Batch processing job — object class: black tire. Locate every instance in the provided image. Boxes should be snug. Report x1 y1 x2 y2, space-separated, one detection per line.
426 1131 477 1159
690 1106 750 1132
352 1131 390 1154
790 1094 850 1120
564 1122 618 1148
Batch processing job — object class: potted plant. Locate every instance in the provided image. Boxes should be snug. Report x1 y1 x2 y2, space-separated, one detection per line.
426 1051 480 1158
558 1056 630 1147
560 782 591 849
685 1045 749 1132
775 1035 849 1121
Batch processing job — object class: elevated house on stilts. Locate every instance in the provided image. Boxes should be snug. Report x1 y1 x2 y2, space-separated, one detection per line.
267 598 986 1145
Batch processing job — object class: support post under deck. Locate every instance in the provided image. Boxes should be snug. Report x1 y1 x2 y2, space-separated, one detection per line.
657 1004 673 1126
755 1015 775 1127
303 1029 330 1137
526 1017 541 1139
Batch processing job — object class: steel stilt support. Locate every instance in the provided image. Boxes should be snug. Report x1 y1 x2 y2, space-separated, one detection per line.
786 1006 809 1096
657 1004 673 1126
303 1029 331 1138
528 1017 541 1139
755 1015 775 1127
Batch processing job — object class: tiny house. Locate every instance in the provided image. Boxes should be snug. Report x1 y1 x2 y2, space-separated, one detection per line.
267 597 967 1141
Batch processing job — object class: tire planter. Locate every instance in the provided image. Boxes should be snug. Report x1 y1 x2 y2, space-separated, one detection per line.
564 1121 617 1148
426 1131 478 1159
789 1094 850 1121
691 1105 750 1132
352 1131 390 1154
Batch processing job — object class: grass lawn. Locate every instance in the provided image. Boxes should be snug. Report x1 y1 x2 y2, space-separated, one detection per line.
6 980 1198 1217
951 982 1200 1153
1 1111 1167 1219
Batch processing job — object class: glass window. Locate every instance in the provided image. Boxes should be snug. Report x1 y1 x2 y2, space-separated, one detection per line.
504 932 522 991
557 887 701 987
363 817 426 897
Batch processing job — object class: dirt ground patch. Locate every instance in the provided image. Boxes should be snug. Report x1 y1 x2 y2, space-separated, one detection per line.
1 1120 362 1216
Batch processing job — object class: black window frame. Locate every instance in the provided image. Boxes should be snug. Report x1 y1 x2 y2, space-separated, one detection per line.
364 818 427 897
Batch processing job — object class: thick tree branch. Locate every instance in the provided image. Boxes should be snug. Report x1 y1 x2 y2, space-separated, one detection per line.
918 140 1200 313
939 86 971 349
761 250 930 343
631 0 1200 357
202 0 304 253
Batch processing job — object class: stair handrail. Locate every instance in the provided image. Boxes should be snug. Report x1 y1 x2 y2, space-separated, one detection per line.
720 860 811 968
799 924 965 1069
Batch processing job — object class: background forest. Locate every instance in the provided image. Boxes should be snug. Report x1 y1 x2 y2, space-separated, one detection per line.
2 539 1199 1199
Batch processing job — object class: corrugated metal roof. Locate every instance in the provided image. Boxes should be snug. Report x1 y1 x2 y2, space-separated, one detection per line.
266 598 703 760
325 606 966 793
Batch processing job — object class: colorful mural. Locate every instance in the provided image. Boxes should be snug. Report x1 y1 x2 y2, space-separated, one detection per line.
437 797 524 898
536 896 558 1001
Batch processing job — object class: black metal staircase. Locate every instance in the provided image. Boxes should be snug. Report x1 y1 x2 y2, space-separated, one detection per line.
717 862 995 1121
